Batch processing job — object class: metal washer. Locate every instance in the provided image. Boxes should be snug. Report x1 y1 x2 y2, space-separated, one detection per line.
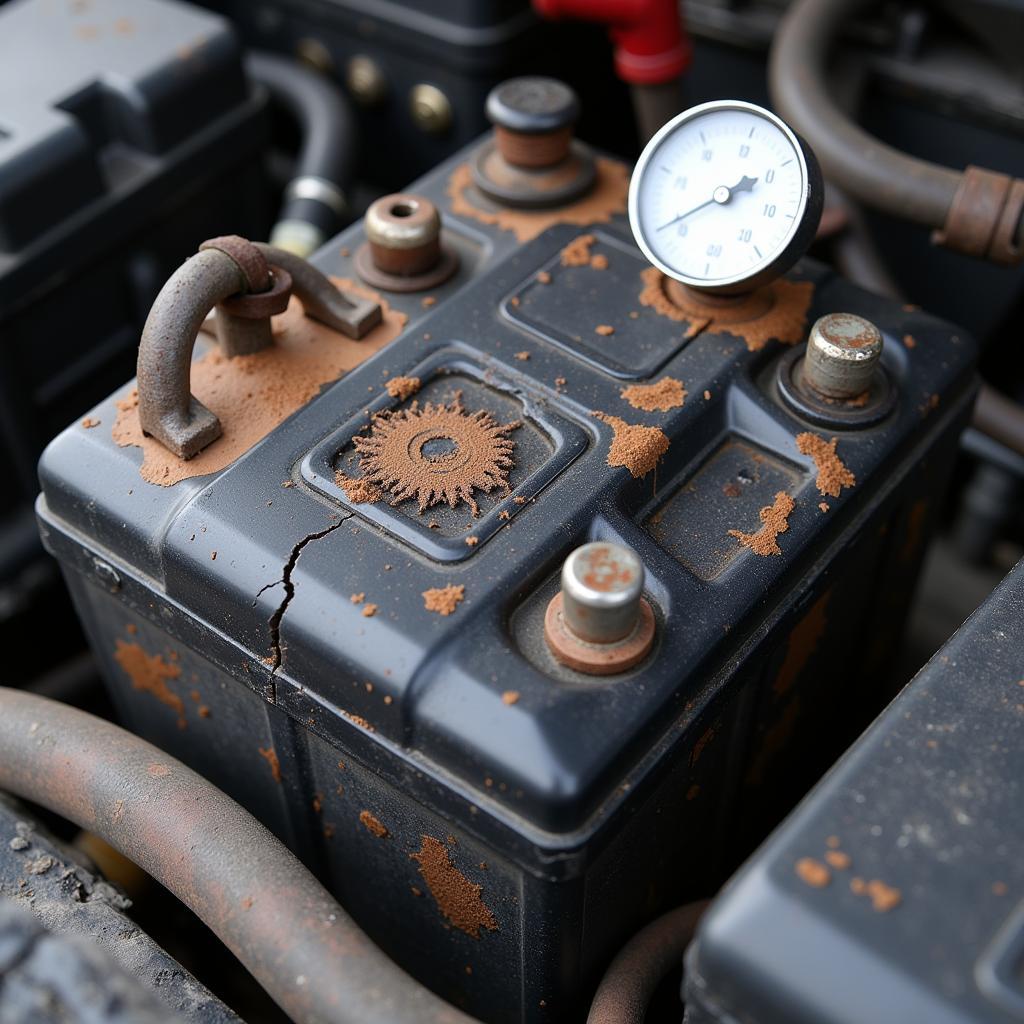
544 592 656 677
776 347 897 429
471 138 596 210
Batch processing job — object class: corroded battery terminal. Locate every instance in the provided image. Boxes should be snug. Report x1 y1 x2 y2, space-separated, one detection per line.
545 541 656 675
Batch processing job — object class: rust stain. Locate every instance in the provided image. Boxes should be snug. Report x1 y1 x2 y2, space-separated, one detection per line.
258 746 282 784
423 584 465 616
359 810 389 839
447 158 629 244
796 433 855 498
410 836 498 939
113 640 185 728
620 377 686 412
773 591 830 698
592 412 669 479
745 696 803 786
639 267 813 351
690 727 716 767
900 500 929 563
113 278 407 486
580 545 634 592
729 491 795 556
352 400 521 516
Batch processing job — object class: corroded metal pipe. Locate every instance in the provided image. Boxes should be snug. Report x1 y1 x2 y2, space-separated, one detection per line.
0 688 474 1024
587 900 708 1024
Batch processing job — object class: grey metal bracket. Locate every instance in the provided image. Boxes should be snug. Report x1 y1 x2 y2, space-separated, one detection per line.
137 237 384 461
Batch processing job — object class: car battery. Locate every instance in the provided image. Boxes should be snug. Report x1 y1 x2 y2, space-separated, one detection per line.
37 87 977 1022
684 555 1024 1024
0 0 269 661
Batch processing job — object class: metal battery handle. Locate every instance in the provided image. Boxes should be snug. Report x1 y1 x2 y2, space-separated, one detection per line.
137 237 382 460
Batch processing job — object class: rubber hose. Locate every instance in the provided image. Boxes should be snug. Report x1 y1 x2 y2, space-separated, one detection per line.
246 51 357 256
768 0 961 229
0 688 476 1024
587 900 708 1024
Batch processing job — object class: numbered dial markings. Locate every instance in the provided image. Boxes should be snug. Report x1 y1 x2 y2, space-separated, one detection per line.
629 101 817 292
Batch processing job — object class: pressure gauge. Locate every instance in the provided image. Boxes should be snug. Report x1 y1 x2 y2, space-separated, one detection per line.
628 100 823 295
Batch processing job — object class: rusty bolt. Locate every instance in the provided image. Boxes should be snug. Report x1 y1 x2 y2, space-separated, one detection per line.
487 76 579 168
804 312 883 400
365 193 442 277
347 54 388 107
295 38 334 76
409 83 452 135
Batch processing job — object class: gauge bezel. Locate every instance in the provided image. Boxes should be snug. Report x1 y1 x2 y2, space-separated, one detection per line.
628 99 823 295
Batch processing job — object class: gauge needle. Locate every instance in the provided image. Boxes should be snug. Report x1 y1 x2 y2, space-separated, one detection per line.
656 175 759 231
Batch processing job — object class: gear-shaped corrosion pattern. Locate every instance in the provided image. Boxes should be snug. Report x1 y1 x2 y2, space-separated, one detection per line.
352 399 522 516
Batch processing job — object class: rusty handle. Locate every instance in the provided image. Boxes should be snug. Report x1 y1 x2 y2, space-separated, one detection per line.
0 688 476 1024
137 247 247 460
137 238 383 461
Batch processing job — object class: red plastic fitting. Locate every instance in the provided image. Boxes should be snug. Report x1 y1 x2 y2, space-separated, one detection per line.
532 0 691 86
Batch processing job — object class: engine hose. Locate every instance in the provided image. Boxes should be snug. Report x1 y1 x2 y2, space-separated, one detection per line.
246 51 357 258
0 688 475 1024
587 900 708 1024
769 0 1024 264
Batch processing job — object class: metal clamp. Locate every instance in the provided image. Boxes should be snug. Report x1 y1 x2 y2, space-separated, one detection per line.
933 166 1024 266
137 236 383 460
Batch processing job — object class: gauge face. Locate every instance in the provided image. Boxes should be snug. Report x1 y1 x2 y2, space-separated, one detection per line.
629 100 822 294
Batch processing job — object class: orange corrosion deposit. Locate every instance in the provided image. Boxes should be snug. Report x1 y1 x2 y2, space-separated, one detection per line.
410 836 498 939
446 158 629 244
825 849 851 871
592 412 669 479
851 877 902 912
422 584 465 616
796 432 856 498
352 400 521 516
620 377 687 412
560 233 608 269
113 278 407 486
359 810 389 839
639 267 814 351
335 473 383 504
795 857 831 888
113 640 185 728
258 746 282 784
729 491 795 556
385 376 421 401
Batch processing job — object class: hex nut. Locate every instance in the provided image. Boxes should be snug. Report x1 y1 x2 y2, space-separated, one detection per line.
364 194 442 276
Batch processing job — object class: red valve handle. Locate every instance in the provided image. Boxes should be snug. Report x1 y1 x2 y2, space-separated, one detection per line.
532 0 691 86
